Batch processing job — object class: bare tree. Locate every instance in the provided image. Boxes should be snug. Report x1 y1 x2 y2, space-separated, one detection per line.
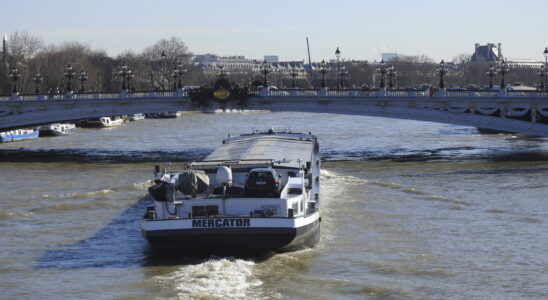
141 37 191 90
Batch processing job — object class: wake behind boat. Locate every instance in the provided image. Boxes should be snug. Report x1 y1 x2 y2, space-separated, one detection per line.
141 129 321 256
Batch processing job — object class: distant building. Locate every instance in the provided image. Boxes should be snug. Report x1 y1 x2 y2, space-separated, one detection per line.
505 58 543 69
471 43 502 63
193 54 260 77
381 53 399 62
264 55 279 63
192 54 307 85
470 43 543 69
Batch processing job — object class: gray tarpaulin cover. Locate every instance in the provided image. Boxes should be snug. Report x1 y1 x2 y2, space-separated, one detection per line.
175 170 210 195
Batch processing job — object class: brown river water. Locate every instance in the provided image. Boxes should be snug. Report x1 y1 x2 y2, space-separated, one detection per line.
0 111 547 299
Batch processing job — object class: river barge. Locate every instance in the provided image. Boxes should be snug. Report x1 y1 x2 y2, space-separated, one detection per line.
141 129 321 256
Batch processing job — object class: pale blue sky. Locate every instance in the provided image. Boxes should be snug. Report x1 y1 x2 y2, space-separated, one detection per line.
3 0 548 62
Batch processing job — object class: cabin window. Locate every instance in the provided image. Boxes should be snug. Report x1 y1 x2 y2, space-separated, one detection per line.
288 188 302 195
192 205 218 217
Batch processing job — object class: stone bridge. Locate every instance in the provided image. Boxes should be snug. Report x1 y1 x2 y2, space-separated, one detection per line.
1 88 548 136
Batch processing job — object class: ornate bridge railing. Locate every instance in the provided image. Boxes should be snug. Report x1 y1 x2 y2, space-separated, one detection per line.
2 88 548 102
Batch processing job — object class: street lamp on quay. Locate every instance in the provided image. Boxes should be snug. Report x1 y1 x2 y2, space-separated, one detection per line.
8 67 20 94
497 59 510 89
537 65 545 90
376 60 386 89
387 65 396 89
486 64 497 89
261 60 272 87
118 64 132 91
437 60 447 89
78 70 88 93
289 63 299 88
64 64 76 92
32 71 43 94
318 60 329 88
335 47 341 89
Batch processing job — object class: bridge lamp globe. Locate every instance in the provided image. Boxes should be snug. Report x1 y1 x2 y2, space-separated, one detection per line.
335 47 341 61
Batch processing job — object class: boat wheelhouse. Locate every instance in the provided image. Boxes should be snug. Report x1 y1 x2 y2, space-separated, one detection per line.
141 129 321 256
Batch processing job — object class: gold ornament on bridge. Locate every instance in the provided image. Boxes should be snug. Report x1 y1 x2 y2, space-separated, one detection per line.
213 88 230 100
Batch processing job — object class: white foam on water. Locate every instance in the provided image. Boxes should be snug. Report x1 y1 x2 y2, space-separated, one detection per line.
155 258 262 299
320 169 368 184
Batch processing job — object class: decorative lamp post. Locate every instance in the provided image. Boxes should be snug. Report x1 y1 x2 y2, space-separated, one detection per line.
376 59 386 88
497 59 510 89
171 69 178 90
260 60 271 87
338 65 347 89
78 70 88 93
174 61 186 89
537 65 545 90
8 67 20 94
118 64 132 91
543 47 548 90
64 64 76 92
486 64 497 89
161 50 166 91
289 63 299 88
318 59 329 88
335 47 341 89
387 65 396 89
32 71 43 94
437 60 447 89
127 72 134 91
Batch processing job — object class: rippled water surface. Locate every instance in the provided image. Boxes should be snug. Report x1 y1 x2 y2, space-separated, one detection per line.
1 112 547 299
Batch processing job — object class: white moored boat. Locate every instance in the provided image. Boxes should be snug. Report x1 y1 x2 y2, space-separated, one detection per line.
141 129 321 256
80 116 125 127
0 128 39 142
39 123 76 136
129 114 145 121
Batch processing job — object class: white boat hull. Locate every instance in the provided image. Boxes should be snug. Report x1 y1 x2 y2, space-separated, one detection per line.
141 210 320 256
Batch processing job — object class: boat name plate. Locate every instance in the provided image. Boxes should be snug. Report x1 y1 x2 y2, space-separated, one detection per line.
192 218 251 228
